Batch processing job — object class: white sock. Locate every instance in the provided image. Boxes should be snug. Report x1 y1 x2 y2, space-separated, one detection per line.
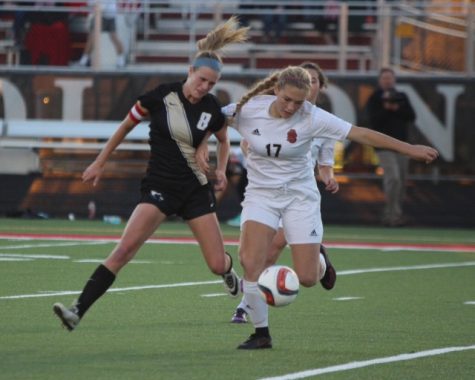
236 295 249 313
116 54 126 67
318 252 327 281
79 54 89 65
242 280 268 328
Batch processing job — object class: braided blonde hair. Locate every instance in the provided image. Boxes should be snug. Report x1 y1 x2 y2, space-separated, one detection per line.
194 16 249 64
236 66 312 113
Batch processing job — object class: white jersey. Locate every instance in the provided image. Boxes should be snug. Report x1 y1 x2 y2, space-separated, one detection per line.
89 0 118 18
222 95 350 190
311 137 335 167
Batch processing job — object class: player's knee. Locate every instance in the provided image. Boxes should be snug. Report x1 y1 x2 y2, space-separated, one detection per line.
298 273 318 288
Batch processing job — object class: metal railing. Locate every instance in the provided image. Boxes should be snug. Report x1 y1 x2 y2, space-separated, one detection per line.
0 0 474 75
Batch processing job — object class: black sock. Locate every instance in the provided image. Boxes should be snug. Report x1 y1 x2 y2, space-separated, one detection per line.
76 264 116 318
255 327 270 338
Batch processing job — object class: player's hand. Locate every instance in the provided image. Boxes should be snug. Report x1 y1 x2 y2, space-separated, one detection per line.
214 169 227 191
409 145 439 163
82 161 104 187
195 143 210 173
324 178 339 194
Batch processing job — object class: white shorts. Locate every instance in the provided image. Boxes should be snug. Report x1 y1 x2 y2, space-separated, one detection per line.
241 180 323 244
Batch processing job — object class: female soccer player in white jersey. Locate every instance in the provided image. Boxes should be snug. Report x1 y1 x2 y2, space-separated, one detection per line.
230 62 338 324
52 17 249 333
220 66 438 349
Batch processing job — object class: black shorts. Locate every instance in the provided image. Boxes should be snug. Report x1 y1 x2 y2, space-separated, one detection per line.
89 16 116 32
139 183 217 220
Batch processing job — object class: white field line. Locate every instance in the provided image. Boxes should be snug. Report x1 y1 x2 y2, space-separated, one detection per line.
73 259 152 264
333 297 363 301
257 344 475 380
0 241 107 250
0 280 222 299
1 261 474 301
0 253 70 260
338 261 475 275
0 257 33 261
201 293 228 298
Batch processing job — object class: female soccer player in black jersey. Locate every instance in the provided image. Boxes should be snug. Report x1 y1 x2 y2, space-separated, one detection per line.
53 16 249 332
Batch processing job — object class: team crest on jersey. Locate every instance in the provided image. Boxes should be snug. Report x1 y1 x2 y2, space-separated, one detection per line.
287 129 297 143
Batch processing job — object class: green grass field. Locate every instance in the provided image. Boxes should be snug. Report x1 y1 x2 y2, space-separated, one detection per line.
0 218 474 380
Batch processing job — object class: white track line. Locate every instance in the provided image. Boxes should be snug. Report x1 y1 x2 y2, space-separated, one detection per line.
0 280 222 299
2 261 474 301
258 344 475 380
338 261 475 275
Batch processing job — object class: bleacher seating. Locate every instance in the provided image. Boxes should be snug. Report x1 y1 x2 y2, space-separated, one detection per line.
128 6 376 72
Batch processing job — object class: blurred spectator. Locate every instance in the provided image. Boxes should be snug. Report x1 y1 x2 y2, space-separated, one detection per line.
74 0 126 68
260 0 288 43
365 68 416 227
305 0 339 44
15 1 71 65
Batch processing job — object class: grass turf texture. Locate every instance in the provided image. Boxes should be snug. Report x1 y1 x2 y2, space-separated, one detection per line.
0 218 474 379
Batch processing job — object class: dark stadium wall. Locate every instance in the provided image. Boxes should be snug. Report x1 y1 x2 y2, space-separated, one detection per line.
0 71 474 226
1 71 473 173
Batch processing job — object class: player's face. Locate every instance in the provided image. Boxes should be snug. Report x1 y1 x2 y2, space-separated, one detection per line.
306 68 321 104
184 66 220 103
378 71 396 91
273 84 308 119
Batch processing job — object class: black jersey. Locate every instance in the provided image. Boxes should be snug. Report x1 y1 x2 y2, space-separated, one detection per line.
138 82 225 190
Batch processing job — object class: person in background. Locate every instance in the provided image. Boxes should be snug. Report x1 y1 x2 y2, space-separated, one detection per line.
365 67 416 227
75 0 126 67
53 16 249 333
15 1 71 65
260 0 288 43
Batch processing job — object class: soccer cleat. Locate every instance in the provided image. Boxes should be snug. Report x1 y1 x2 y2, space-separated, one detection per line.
222 267 240 297
237 334 272 349
320 244 336 290
231 308 248 323
53 302 80 331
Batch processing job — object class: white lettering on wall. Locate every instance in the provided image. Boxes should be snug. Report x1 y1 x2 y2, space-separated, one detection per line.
54 79 93 120
325 84 357 125
398 84 464 162
0 78 27 119
211 80 248 103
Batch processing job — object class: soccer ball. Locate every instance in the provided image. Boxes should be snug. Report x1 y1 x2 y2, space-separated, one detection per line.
257 265 299 307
